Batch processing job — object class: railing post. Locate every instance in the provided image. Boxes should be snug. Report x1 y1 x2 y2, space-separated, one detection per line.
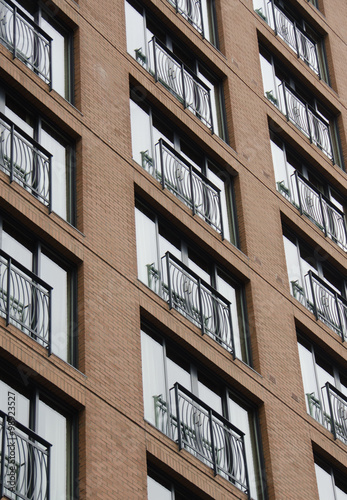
208 409 218 476
270 0 277 34
9 123 14 183
217 191 224 239
334 291 344 341
189 164 195 215
282 83 289 121
181 64 187 109
166 252 173 310
48 154 52 213
293 22 300 58
152 37 158 82
0 413 7 497
175 0 179 13
306 104 312 143
207 90 214 134
49 39 53 91
12 6 17 60
314 43 321 79
228 303 235 359
6 257 11 326
197 277 204 335
294 171 303 214
174 383 183 450
325 382 336 440
326 126 334 164
47 442 51 500
198 0 205 38
318 193 327 236
307 270 318 319
241 433 251 500
48 287 52 355
158 139 165 190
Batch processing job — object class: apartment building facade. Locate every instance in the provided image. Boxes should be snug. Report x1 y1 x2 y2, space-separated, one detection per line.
0 0 346 498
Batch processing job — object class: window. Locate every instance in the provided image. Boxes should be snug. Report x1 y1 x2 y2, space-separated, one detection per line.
165 0 218 46
270 132 347 251
297 336 347 444
141 325 266 499
259 47 342 167
0 0 74 101
0 87 75 223
253 1 328 82
282 227 347 340
125 0 227 139
147 467 202 500
314 457 347 500
0 362 77 500
0 216 77 365
130 96 238 244
135 201 250 363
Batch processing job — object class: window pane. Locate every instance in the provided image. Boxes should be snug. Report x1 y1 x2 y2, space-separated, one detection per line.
41 17 67 98
135 206 158 289
0 379 30 427
270 138 288 191
41 253 68 362
130 100 152 169
259 53 276 100
200 0 216 44
41 126 68 220
38 400 67 500
315 463 335 500
2 230 32 270
297 342 318 412
141 329 166 427
283 234 302 290
197 372 222 414
125 1 145 61
147 474 171 500
197 68 224 139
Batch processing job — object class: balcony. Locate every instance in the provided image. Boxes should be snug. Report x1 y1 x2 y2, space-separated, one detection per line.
0 112 52 210
307 383 347 445
281 171 347 251
167 0 204 37
142 37 213 132
154 383 250 496
141 139 224 237
0 249 52 352
259 1 320 77
271 83 334 162
0 409 51 500
292 270 347 341
147 252 234 354
0 0 52 87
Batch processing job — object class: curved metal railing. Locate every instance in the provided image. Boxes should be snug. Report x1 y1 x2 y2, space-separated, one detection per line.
167 0 204 36
0 0 52 86
265 1 320 76
305 270 347 341
148 37 213 132
0 409 51 500
290 171 347 251
324 383 347 445
0 249 52 351
170 383 250 496
0 112 52 209
161 252 234 353
155 139 223 236
277 83 333 161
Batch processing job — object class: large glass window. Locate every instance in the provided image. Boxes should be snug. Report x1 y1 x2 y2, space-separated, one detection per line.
141 325 266 500
1 0 74 101
0 363 77 500
270 132 346 251
259 47 343 167
0 88 75 224
135 201 251 363
125 0 227 140
297 336 347 443
130 97 238 245
0 216 77 365
315 457 347 500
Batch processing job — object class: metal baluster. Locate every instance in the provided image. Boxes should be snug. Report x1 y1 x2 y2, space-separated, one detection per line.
12 5 16 59
9 123 14 183
48 153 52 213
48 287 52 355
197 277 204 335
189 164 195 215
159 139 165 190
49 38 52 90
166 252 173 310
6 257 11 326
153 37 158 82
182 64 186 109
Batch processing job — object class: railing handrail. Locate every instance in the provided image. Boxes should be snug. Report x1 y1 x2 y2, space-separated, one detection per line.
149 36 211 94
0 248 52 292
0 111 53 160
306 269 347 307
0 409 52 449
157 139 221 194
293 171 345 219
162 251 231 306
172 382 246 437
0 0 53 42
325 382 347 405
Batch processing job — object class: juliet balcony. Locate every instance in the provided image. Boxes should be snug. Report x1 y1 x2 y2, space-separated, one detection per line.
278 170 347 251
0 0 52 87
0 249 52 352
0 409 51 500
292 270 347 341
154 383 250 497
137 36 214 132
141 139 224 237
256 1 322 77
167 0 204 37
269 82 334 162
147 252 235 355
0 112 52 210
307 383 347 445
